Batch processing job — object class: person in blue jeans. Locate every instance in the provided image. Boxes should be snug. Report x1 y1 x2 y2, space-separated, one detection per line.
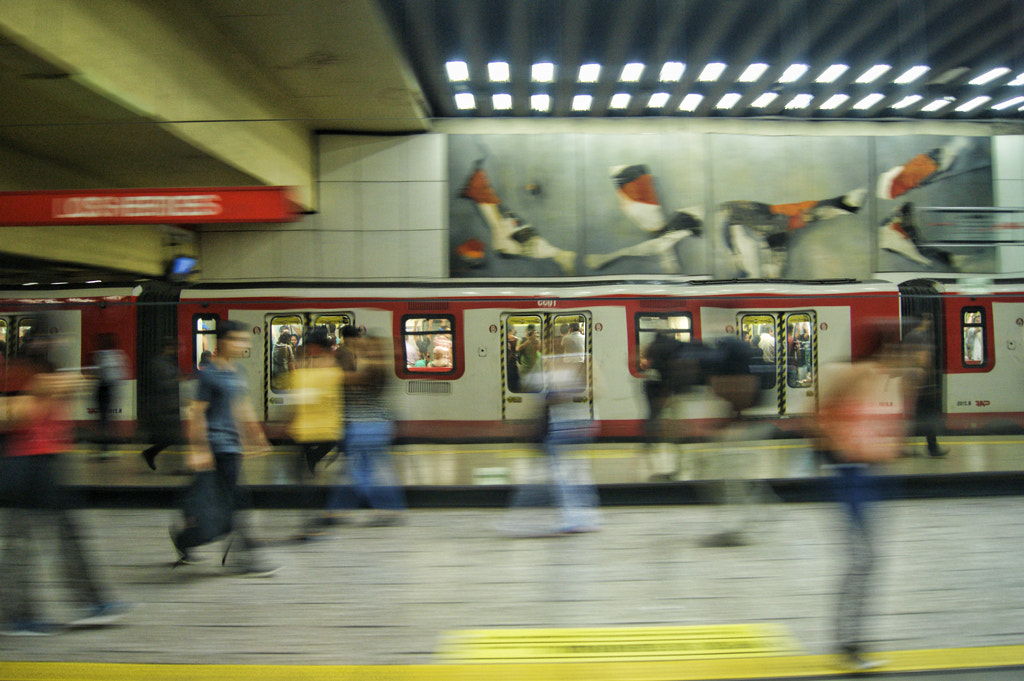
326 332 406 526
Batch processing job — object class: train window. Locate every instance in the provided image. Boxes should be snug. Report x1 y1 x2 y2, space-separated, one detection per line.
311 314 353 345
785 313 814 388
739 314 777 389
961 307 985 367
635 314 692 371
402 315 455 374
15 318 39 356
193 315 219 370
0 319 7 357
270 315 304 390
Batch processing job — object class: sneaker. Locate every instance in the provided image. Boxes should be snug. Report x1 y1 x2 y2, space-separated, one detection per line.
231 564 282 578
70 602 131 628
2 620 61 636
838 653 888 671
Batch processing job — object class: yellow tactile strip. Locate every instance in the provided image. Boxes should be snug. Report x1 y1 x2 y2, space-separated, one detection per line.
5 646 1024 681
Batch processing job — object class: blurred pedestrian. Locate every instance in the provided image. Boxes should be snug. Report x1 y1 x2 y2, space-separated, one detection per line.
325 332 405 526
141 337 182 470
288 328 344 539
902 314 947 457
816 321 906 671
89 332 127 460
1 329 129 634
170 320 280 576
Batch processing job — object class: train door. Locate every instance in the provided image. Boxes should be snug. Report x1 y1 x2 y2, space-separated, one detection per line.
265 311 353 422
501 311 592 422
736 310 818 417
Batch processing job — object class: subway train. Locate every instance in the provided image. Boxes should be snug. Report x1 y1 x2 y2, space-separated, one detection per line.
0 277 1020 441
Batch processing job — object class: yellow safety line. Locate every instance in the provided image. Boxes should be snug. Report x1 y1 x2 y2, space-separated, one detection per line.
6 645 1024 681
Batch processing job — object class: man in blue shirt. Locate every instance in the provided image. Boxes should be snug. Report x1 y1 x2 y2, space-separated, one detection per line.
171 320 279 576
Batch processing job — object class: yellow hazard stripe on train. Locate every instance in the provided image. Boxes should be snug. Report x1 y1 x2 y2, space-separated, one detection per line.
438 623 800 662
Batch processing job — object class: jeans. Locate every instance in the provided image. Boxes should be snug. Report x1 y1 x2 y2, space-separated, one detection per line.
832 464 878 654
0 455 105 622
328 421 405 511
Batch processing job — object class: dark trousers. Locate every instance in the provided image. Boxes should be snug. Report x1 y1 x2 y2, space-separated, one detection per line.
176 451 259 561
0 455 105 622
832 464 878 654
96 382 113 452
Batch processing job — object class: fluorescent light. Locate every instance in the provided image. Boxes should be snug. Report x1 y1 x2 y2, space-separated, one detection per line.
86 279 102 284
784 94 813 109
679 94 703 111
647 92 670 108
531 62 555 83
738 63 768 82
955 96 991 112
993 96 1024 111
531 94 550 111
572 94 593 111
492 93 512 110
892 95 923 109
610 93 631 109
855 64 891 83
894 66 930 84
51 281 68 285
659 61 685 81
922 97 954 112
578 63 601 82
716 93 742 109
620 63 644 82
969 67 1010 85
820 94 850 110
816 64 849 83
1009 72 1024 86
698 62 726 82
488 61 510 82
778 64 808 83
454 92 476 110
751 92 778 107
445 61 469 82
853 93 885 109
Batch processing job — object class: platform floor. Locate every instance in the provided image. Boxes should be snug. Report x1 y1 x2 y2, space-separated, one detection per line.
3 495 1024 678
58 434 1024 490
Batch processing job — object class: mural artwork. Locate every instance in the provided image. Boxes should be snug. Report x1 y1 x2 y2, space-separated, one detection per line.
449 134 992 280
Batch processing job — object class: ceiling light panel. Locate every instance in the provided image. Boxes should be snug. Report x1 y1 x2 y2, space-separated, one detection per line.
893 66 930 84
993 96 1024 111
1009 73 1024 86
853 93 885 109
620 63 645 82
454 92 476 109
446 60 469 82
820 94 849 110
892 95 923 110
659 62 685 81
816 64 849 83
698 63 727 82
492 93 512 109
716 93 742 109
572 94 593 111
531 63 555 83
531 94 551 111
679 94 703 111
647 92 670 108
785 94 813 109
855 64 891 83
778 64 808 83
751 92 778 107
610 93 631 109
969 68 1010 85
955 96 991 112
922 97 954 112
488 61 510 82
578 63 601 82
738 63 768 82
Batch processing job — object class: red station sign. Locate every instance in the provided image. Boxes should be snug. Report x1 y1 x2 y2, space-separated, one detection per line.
0 186 299 226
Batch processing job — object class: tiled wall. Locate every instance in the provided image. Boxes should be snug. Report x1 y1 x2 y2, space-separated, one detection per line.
200 133 447 282
993 136 1024 272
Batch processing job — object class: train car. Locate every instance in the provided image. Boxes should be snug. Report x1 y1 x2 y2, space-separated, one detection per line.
4 277 1022 442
